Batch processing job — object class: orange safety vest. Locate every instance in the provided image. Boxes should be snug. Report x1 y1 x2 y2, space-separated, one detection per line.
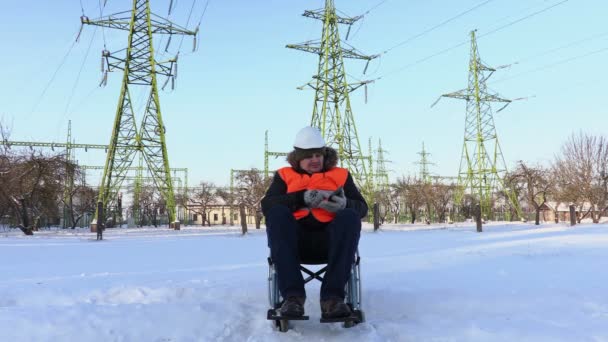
278 167 348 222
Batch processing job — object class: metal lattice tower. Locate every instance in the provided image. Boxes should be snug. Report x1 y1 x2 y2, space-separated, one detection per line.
62 120 75 228
416 142 434 184
81 1 197 224
432 30 521 219
264 130 288 179
287 0 377 194
374 139 390 193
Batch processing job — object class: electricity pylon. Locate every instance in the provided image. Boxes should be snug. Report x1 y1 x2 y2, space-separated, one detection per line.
62 120 75 228
287 0 377 196
81 1 197 225
375 139 390 194
416 142 434 184
264 130 288 179
432 30 521 219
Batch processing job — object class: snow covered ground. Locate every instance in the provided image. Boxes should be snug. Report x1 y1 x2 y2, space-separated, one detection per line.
0 221 607 341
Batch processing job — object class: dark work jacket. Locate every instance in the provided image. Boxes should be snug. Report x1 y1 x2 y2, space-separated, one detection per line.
261 167 368 230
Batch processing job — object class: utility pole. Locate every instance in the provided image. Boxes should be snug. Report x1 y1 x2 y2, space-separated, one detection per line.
432 30 521 220
287 0 377 199
81 1 197 227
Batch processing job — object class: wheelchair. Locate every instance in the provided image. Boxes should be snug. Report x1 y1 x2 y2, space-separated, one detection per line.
266 250 365 332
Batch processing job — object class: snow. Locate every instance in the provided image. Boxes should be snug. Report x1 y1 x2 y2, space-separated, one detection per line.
1 222 607 341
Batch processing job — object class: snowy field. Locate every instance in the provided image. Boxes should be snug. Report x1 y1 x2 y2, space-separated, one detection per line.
0 221 607 341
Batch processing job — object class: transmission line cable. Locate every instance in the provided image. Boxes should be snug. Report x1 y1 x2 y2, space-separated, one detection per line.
381 0 497 55
514 30 608 65
28 29 82 118
97 0 108 48
178 0 197 52
59 26 98 135
193 0 210 52
364 0 389 15
178 0 210 56
376 0 570 80
477 0 569 39
491 46 608 85
196 0 210 31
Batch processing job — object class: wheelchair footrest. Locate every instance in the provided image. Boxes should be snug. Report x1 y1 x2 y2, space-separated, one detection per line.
267 309 309 321
320 309 364 324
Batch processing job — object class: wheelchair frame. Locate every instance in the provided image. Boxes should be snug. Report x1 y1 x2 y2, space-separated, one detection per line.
267 251 364 331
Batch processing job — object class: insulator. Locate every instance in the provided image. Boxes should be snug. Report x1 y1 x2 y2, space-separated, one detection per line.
165 34 172 52
365 84 368 104
168 0 174 14
345 25 352 41
171 77 175 90
101 54 105 72
76 24 84 42
193 36 197 52
162 76 170 90
174 63 178 79
99 71 108 87
363 60 370 75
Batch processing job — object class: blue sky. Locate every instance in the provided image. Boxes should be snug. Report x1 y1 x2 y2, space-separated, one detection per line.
1 0 606 187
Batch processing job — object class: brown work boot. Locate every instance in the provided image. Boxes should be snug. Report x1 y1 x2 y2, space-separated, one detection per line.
320 297 352 319
279 296 305 317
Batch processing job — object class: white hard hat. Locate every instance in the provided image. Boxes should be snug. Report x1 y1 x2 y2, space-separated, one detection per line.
293 126 326 149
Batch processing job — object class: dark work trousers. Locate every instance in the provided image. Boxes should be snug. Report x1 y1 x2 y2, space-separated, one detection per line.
266 205 361 301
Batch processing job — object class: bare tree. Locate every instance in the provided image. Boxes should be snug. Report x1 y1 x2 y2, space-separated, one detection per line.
187 181 219 226
553 132 608 223
393 175 424 224
427 181 457 223
386 185 403 224
135 186 165 227
59 161 97 229
234 169 271 229
216 187 237 225
372 188 392 225
0 152 66 232
509 161 552 225
62 182 97 229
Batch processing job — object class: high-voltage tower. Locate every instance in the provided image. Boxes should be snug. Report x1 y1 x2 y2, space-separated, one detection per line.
432 30 521 219
287 0 377 195
416 142 434 184
374 139 390 194
81 0 197 224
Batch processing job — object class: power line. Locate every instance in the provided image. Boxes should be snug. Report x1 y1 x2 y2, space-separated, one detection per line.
59 26 99 136
477 0 569 39
382 0 497 55
363 0 389 15
27 29 81 119
376 0 571 80
196 0 211 28
178 0 197 52
491 46 608 85
514 30 608 65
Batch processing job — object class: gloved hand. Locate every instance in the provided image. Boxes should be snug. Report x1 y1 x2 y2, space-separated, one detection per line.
319 187 346 212
303 189 325 208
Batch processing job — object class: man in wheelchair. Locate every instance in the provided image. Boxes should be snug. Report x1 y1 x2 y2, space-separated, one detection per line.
261 126 368 320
